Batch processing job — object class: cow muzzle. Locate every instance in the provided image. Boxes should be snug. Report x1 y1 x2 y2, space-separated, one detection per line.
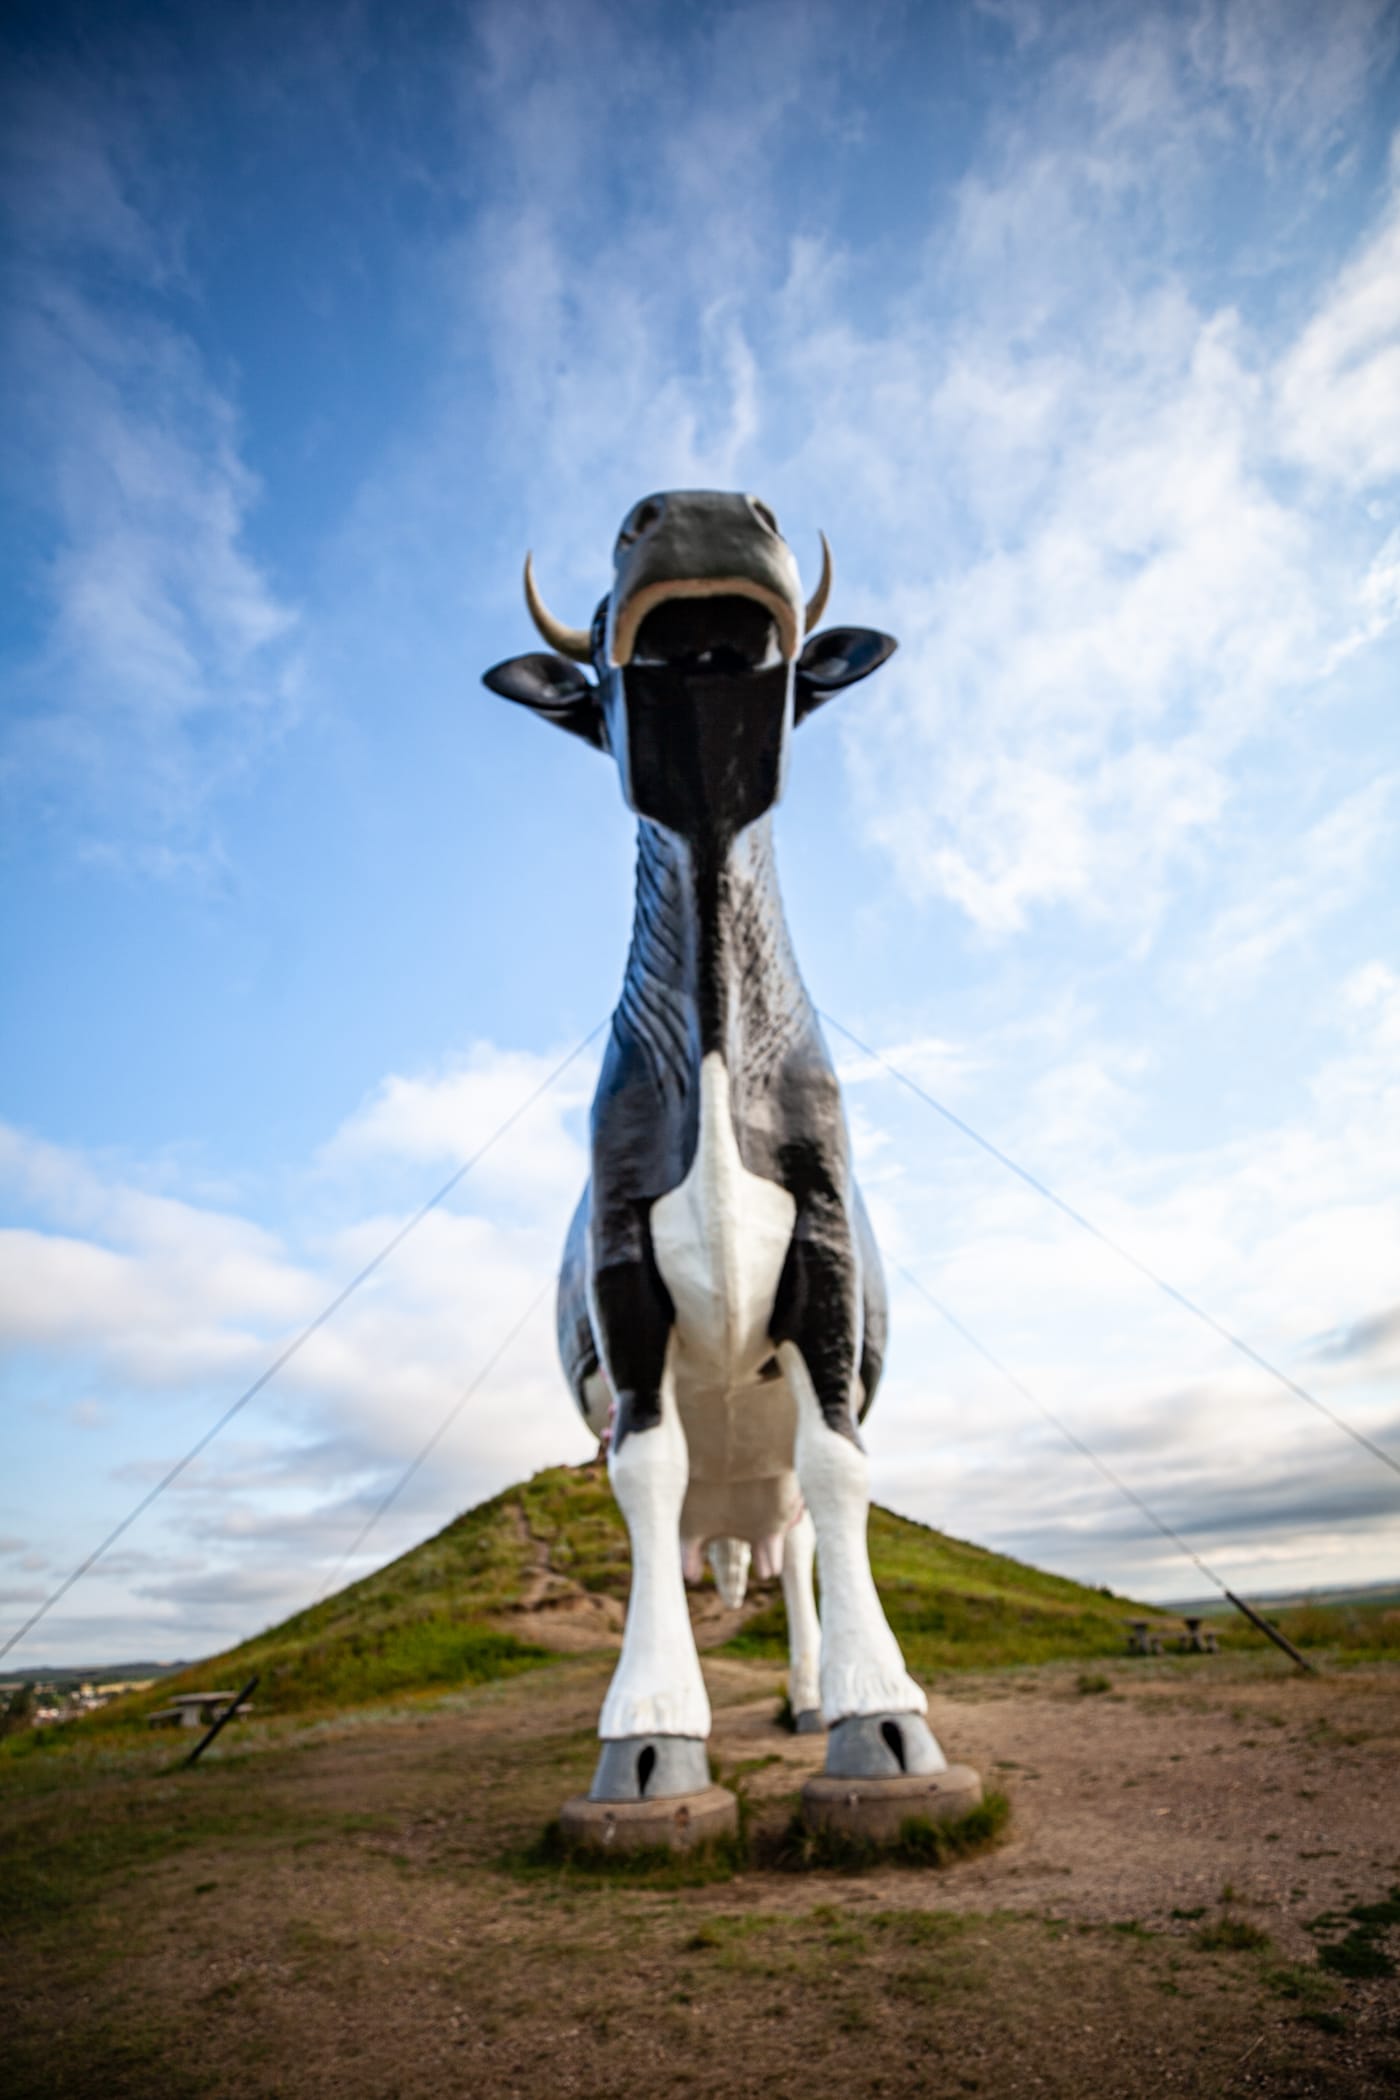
519 489 832 672
605 491 823 670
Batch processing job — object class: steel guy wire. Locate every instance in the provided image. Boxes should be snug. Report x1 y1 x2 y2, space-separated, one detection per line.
893 1258 1315 1667
821 1008 1399 1483
890 1257 1229 1597
309 1279 554 1607
1 1021 607 1664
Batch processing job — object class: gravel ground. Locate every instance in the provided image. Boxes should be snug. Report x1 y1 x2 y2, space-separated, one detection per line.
707 1655 1400 1955
5 1652 1399 2099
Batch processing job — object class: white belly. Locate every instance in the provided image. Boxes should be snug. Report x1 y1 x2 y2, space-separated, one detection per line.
650 1053 796 1399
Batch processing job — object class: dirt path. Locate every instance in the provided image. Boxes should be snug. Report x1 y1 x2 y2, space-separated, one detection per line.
707 1660 1400 1957
501 1504 762 1654
5 1653 1399 2099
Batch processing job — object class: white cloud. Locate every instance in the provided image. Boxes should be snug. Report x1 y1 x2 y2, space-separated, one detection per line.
0 1124 315 1386
853 955 1400 1595
837 208 1393 933
1198 0 1400 157
411 2 1400 944
0 1031 598 1428
5 972 1398 1655
324 1038 594 1212
0 1034 601 1664
1275 157 1400 489
1180 775 1396 1000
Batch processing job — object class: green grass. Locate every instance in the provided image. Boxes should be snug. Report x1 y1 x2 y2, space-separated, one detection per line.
1193 1914 1273 1953
513 1788 1010 1883
14 1463 1181 1745
0 1744 348 1934
756 1789 1011 1873
62 1476 597 1727
26 1455 1379 1754
1308 1888 1400 1979
723 1503 1167 1675
1269 1599 1400 1665
511 1816 748 1888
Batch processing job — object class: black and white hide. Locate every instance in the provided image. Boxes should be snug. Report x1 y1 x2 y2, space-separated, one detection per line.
484 490 946 1800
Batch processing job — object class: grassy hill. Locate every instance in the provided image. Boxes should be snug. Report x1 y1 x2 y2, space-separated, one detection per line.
94 1462 1178 1725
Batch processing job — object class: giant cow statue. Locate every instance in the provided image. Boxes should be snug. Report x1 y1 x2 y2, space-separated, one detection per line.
484 491 947 1803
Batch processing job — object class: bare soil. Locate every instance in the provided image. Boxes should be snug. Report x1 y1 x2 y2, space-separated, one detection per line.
4 1652 1399 2099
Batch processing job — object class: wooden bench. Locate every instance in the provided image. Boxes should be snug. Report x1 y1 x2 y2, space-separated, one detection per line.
1125 1619 1165 1654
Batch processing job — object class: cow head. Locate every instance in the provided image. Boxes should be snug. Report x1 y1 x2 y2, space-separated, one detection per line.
483 490 896 841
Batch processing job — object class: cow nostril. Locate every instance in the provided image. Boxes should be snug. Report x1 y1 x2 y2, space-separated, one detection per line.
618 498 664 551
637 1745 656 1796
748 497 780 535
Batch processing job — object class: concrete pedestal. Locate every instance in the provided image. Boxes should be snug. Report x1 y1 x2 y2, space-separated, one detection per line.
801 1762 983 1843
559 1784 738 1855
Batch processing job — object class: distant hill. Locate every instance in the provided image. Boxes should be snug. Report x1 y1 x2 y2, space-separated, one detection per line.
2 1660 188 1688
1168 1580 1400 1615
99 1462 1175 1724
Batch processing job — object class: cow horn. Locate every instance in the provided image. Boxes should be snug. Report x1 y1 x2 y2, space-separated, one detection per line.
524 553 592 663
805 532 832 633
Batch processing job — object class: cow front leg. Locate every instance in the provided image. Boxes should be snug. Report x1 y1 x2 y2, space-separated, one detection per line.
590 1230 710 1798
782 1339 936 1734
599 1350 709 1741
774 1197 948 1778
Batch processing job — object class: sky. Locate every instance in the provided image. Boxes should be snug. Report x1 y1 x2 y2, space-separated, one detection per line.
1 0 1398 1668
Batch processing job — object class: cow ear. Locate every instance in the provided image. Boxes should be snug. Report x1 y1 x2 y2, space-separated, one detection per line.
482 653 606 750
794 627 898 724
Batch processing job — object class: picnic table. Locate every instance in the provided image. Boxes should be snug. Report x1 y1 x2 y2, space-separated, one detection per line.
1124 1617 1219 1656
147 1690 254 1730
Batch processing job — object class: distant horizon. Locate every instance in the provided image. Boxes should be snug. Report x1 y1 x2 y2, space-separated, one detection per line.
7 1517 1399 1682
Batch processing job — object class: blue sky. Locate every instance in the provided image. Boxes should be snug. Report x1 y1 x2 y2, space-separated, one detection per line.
2 0 1398 1666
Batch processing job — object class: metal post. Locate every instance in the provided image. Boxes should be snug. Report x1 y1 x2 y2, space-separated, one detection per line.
181 1674 260 1768
1223 1591 1316 1673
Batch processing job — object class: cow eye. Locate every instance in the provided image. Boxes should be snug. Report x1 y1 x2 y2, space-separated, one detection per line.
748 498 780 535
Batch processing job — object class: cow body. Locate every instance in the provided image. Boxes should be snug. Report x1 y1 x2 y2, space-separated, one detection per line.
558 814 887 1574
485 491 946 1796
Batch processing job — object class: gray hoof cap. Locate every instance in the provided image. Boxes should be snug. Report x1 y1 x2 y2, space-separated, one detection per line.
589 1735 710 1802
825 1712 946 1780
793 1708 825 1735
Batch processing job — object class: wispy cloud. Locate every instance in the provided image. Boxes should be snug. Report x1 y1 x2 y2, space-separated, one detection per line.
851 953 1400 1594
381 0 1400 944
1 66 299 867
834 50 1400 935
1179 775 1397 1001
1198 0 1400 159
323 1039 594 1211
1275 146 1400 488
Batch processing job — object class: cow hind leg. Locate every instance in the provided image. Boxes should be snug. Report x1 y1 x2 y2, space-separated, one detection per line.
781 1506 822 1732
781 1340 948 1778
592 1344 711 1800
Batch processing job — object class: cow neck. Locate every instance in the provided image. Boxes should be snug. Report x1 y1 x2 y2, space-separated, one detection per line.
620 813 811 1090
